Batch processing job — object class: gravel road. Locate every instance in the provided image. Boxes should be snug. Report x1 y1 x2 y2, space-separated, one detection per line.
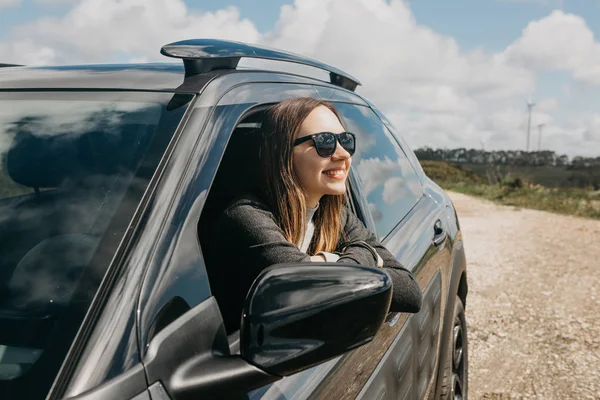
447 191 600 400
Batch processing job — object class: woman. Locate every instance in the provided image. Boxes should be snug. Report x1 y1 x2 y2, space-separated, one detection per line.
209 97 422 334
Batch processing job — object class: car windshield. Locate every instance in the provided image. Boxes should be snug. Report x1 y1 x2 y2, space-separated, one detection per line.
0 91 192 398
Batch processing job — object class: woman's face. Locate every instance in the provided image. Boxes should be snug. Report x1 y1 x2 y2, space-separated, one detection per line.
292 105 352 207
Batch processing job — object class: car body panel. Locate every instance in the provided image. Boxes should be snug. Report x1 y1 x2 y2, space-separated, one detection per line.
0 64 186 91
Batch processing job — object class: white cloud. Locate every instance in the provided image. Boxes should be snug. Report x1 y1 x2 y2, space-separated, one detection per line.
505 11 594 70
259 0 545 153
356 157 398 197
572 45 600 85
1 0 260 65
382 177 409 205
263 0 533 110
0 0 20 8
0 0 598 157
536 98 559 112
503 10 600 88
36 0 79 3
0 99 159 158
563 113 600 146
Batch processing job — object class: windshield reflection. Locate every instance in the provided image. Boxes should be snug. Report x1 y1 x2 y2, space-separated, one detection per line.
0 92 189 398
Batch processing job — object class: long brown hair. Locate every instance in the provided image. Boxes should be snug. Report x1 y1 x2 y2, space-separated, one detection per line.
258 97 346 254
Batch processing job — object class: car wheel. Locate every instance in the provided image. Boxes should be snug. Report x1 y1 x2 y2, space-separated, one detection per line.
440 296 468 400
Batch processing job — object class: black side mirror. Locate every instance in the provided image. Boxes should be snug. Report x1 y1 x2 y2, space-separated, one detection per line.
240 263 392 376
138 263 392 400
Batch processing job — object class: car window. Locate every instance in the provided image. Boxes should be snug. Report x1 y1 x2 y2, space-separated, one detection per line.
362 99 427 182
0 91 191 399
199 102 347 400
333 103 423 238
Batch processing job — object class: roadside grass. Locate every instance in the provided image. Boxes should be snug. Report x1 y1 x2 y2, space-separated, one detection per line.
420 161 600 220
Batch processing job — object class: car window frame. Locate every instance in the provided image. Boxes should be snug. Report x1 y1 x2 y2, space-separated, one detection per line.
357 96 427 184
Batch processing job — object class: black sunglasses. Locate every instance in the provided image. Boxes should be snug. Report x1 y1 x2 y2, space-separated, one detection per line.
293 132 356 158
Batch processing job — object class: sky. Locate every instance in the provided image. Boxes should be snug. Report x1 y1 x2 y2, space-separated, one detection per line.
1 0 600 158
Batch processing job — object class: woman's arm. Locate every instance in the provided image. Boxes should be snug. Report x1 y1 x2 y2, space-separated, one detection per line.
337 207 423 314
215 199 421 314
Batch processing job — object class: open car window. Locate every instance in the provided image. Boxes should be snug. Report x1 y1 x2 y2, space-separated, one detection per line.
198 106 345 400
0 92 191 399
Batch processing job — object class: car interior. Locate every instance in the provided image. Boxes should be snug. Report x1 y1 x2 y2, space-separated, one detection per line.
198 107 269 353
0 122 155 379
198 108 267 255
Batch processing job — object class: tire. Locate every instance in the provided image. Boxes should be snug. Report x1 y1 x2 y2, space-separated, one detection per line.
440 296 468 400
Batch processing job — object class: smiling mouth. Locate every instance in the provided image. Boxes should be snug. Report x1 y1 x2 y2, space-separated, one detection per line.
323 169 346 179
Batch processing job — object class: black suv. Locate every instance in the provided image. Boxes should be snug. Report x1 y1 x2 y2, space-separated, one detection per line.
0 39 468 400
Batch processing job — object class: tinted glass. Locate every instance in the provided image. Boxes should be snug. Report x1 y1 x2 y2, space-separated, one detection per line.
334 103 422 237
0 92 190 399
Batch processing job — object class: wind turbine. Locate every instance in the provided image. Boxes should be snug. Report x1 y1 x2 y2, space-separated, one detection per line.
526 99 536 152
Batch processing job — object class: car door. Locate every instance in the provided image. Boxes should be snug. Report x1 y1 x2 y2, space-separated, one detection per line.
304 100 452 400
151 78 402 400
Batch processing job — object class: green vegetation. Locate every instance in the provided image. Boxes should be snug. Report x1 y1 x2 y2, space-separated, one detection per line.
415 146 600 189
420 160 600 220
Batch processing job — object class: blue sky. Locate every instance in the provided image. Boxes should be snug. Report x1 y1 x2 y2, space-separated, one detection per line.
1 0 599 157
3 0 594 51
3 0 595 44
414 0 600 51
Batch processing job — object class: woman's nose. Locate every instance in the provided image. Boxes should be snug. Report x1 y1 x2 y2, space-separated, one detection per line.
332 142 352 160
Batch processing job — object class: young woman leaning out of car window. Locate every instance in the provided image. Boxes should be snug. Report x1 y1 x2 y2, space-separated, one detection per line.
210 97 423 333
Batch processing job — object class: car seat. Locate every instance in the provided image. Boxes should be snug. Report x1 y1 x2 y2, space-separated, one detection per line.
198 119 265 254
1 125 153 319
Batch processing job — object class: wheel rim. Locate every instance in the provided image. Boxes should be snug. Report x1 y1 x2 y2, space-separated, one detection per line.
453 320 463 369
451 372 463 400
452 315 465 399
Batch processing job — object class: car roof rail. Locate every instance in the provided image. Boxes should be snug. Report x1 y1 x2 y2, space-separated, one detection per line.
160 38 361 92
0 64 23 68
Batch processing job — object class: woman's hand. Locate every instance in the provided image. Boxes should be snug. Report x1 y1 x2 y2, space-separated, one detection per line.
310 254 327 262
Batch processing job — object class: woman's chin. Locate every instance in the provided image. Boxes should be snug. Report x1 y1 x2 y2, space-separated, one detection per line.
323 183 347 196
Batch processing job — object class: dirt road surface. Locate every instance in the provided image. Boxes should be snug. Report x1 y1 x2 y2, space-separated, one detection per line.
447 191 600 400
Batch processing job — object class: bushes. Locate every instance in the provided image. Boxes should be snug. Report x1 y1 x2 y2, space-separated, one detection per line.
421 160 600 220
419 160 483 185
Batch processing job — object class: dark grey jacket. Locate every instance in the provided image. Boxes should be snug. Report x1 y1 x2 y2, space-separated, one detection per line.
206 193 423 333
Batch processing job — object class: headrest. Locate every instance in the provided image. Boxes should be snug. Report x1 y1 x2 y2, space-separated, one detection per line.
199 128 263 251
211 128 262 199
6 126 151 189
